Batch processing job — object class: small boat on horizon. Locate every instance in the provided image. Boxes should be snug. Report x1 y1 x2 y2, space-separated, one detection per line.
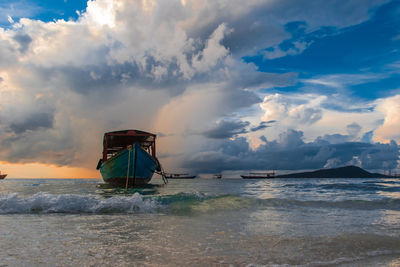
0 170 7 180
241 171 275 179
96 130 161 187
213 174 222 179
163 173 197 179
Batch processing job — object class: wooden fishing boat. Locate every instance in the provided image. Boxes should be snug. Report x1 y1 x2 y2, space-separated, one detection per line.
163 173 197 179
241 171 275 179
96 130 160 187
0 171 7 180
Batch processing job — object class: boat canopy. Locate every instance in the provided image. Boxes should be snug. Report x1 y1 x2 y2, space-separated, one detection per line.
102 130 157 161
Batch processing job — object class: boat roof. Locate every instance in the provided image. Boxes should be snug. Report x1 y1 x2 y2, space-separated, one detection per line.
103 129 156 150
104 129 156 137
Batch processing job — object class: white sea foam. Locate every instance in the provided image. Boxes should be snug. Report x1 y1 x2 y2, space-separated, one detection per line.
0 192 160 214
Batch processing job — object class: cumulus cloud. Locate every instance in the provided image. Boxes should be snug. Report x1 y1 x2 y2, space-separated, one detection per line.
374 95 400 143
0 0 393 173
183 129 399 173
261 93 325 125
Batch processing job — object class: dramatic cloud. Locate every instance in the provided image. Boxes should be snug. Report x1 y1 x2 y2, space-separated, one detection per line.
250 121 275 132
202 120 250 139
183 129 399 173
202 119 275 139
9 112 54 134
374 95 400 143
0 0 397 175
261 93 325 125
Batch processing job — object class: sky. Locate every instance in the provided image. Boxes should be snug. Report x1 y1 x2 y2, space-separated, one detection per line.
0 0 399 178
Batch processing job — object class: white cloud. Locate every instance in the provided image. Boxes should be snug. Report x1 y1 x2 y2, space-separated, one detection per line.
7 15 14 24
374 94 400 143
256 92 385 144
0 0 393 172
302 73 388 90
260 93 325 126
192 23 231 72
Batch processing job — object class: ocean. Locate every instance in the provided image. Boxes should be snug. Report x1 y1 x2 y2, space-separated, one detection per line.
1 177 400 266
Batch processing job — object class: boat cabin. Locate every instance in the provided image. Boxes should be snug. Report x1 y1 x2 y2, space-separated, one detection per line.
102 130 157 162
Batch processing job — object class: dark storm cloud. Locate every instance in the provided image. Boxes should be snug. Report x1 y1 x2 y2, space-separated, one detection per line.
203 120 250 139
315 134 350 144
219 87 262 111
32 58 187 96
183 129 399 173
0 0 392 171
9 112 54 134
0 116 76 165
315 123 363 144
250 121 275 132
13 33 32 53
202 119 276 139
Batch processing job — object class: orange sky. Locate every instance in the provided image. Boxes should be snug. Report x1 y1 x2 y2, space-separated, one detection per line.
0 161 100 179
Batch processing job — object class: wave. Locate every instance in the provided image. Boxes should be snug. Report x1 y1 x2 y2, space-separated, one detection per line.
1 192 400 214
283 182 400 192
0 192 160 214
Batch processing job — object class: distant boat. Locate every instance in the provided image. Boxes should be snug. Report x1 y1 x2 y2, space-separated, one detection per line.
241 171 275 179
96 130 161 187
0 170 7 180
164 173 197 179
213 174 222 179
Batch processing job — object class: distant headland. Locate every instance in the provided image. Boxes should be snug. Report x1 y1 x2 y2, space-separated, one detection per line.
276 165 389 178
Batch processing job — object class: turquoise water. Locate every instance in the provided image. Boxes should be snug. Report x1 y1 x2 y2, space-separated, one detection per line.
1 177 400 266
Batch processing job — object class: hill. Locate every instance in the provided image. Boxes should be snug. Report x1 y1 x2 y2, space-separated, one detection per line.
276 165 387 178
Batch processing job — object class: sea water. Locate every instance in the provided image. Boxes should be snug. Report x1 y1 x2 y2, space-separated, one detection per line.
0 177 400 266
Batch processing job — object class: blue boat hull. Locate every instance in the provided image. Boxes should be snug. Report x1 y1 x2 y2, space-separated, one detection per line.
100 143 158 186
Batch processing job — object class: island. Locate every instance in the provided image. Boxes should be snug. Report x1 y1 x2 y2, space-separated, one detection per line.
276 165 388 178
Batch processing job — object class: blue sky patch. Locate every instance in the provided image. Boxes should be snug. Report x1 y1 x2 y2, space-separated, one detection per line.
0 0 87 27
245 0 400 103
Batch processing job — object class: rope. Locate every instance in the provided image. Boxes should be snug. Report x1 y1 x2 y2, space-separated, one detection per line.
160 164 168 184
155 159 168 184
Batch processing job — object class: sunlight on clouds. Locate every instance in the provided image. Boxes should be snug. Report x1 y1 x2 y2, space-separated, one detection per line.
141 0 157 13
154 84 223 150
374 95 400 143
312 109 382 139
86 0 116 27
258 93 384 142
192 23 232 72
260 93 326 126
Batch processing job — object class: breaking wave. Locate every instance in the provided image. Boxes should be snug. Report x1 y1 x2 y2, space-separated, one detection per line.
0 192 160 214
1 192 400 214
